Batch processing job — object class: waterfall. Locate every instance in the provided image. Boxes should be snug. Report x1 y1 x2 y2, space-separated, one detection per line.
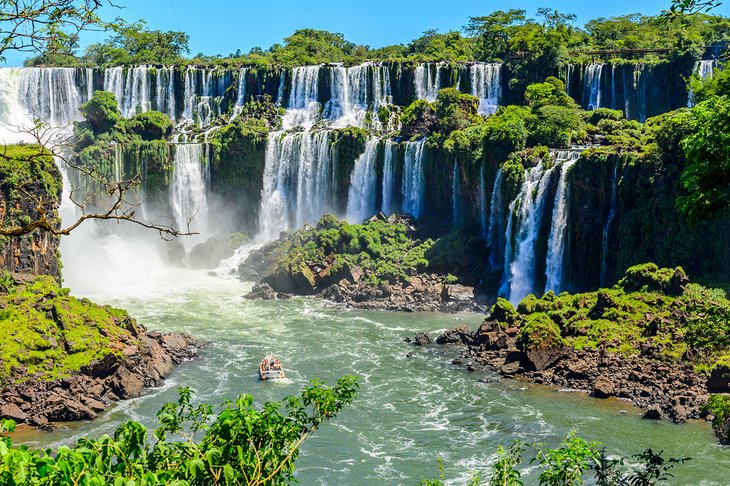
401 139 426 219
0 68 33 142
170 143 209 243
610 64 616 110
414 63 442 102
469 63 502 115
452 160 461 225
501 163 557 304
584 64 603 110
544 153 580 294
566 64 573 97
258 131 334 240
155 66 176 119
688 59 718 107
346 138 379 222
102 66 155 118
236 68 248 107
487 169 504 272
283 65 321 129
381 140 396 215
634 64 648 122
323 63 392 129
480 163 488 238
182 67 224 126
600 162 620 286
17 67 83 125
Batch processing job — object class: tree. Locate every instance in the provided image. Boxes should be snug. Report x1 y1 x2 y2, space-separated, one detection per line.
669 0 722 16
84 19 189 65
0 0 110 61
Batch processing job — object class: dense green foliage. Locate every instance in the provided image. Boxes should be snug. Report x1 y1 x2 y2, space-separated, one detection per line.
0 377 358 485
271 214 434 286
422 433 689 486
676 96 730 223
0 274 136 386
493 264 730 371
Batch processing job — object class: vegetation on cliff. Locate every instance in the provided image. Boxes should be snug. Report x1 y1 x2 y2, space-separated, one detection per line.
495 263 729 372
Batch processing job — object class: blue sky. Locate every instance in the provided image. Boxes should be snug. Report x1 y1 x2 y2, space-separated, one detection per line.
3 0 730 66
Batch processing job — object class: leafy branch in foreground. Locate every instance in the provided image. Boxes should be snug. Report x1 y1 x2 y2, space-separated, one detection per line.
0 0 114 61
667 0 722 17
0 376 358 485
421 433 690 486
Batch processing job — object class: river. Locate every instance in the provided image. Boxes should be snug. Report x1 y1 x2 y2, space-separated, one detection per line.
10 228 729 485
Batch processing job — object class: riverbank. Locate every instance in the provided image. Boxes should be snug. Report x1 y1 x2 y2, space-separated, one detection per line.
426 264 730 443
0 273 202 429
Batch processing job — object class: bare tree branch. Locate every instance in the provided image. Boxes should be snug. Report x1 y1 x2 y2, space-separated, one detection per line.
0 121 197 240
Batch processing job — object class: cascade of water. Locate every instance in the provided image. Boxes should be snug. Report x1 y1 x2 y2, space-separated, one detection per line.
610 64 616 110
501 163 557 304
544 153 580 294
183 67 224 126
235 67 248 108
381 140 396 215
688 59 718 107
470 63 502 115
401 139 426 218
346 138 380 223
480 163 488 238
584 63 603 110
600 162 620 286
154 66 176 119
452 160 461 225
103 66 168 118
0 68 34 142
636 64 648 122
17 67 82 125
258 131 334 240
487 169 504 271
283 65 321 129
414 63 442 102
170 143 209 243
566 64 573 97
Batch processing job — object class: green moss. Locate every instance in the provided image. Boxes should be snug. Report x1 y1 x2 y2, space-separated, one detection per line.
519 312 563 350
0 276 140 387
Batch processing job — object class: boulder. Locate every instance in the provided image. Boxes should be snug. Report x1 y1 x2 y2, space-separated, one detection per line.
642 406 663 420
0 403 27 422
244 283 277 300
189 233 248 270
709 364 730 393
414 333 433 346
436 325 473 346
593 375 616 399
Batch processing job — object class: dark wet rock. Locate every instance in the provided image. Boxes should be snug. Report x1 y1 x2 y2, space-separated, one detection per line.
414 333 433 346
708 364 730 393
244 283 277 300
643 406 663 420
437 325 474 346
189 233 248 270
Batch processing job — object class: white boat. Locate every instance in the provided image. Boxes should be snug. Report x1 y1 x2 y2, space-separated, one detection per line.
259 355 286 381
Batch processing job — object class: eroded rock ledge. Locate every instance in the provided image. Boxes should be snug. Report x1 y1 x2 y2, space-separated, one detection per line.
0 273 203 430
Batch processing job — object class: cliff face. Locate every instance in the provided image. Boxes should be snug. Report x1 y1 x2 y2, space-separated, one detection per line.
0 146 63 280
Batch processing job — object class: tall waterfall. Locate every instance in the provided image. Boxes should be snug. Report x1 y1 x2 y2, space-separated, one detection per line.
381 140 397 215
600 162 620 286
469 63 502 115
170 143 209 244
584 64 603 110
258 131 334 240
236 67 248 108
501 163 557 304
0 68 32 142
346 138 380 223
17 67 84 125
452 160 462 225
104 66 152 118
479 163 488 237
544 152 580 293
487 169 504 271
688 60 718 107
414 63 443 102
325 63 391 128
183 67 226 126
402 139 426 219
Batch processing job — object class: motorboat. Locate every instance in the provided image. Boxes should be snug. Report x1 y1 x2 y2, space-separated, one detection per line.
259 355 285 381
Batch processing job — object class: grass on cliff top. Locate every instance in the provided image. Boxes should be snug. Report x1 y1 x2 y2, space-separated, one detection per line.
275 214 434 286
494 263 730 372
0 274 140 387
